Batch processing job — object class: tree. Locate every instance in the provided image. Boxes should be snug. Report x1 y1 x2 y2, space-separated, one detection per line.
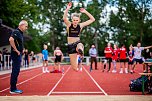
109 0 152 48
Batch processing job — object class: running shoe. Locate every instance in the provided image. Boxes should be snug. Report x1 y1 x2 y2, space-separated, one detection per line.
112 70 117 73
10 89 23 94
119 70 123 73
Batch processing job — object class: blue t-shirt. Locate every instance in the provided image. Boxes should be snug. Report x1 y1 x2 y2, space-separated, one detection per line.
42 49 48 60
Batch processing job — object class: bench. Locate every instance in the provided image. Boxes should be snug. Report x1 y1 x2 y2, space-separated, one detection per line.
139 73 152 94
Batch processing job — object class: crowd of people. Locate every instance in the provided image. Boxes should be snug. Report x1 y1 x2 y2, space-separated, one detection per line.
0 47 40 71
89 42 152 74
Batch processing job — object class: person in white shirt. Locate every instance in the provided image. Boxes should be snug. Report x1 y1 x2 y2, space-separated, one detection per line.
131 42 152 73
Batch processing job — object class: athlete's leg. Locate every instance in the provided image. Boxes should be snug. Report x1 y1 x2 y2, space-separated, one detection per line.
42 60 45 73
69 53 78 71
45 61 49 73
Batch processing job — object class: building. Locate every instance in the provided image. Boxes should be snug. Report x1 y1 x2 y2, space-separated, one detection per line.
0 19 32 51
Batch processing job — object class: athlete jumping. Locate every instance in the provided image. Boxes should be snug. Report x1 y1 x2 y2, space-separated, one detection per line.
63 2 95 71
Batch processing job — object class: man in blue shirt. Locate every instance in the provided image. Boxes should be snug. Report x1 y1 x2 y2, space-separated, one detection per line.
89 44 98 71
9 20 28 94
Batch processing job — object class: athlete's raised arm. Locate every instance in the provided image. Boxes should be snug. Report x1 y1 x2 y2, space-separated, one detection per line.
63 2 72 27
80 8 95 28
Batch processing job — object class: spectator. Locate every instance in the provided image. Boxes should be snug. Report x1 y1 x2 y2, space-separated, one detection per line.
89 44 98 71
144 49 151 60
78 54 83 71
42 45 49 73
9 20 28 94
119 44 128 73
29 51 36 65
131 42 152 73
112 44 119 73
103 43 113 72
128 46 134 73
24 49 29 68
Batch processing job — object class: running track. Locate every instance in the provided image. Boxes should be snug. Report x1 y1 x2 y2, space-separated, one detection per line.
0 64 143 96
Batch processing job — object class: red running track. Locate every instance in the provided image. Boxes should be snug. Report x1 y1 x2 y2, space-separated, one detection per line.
0 64 144 96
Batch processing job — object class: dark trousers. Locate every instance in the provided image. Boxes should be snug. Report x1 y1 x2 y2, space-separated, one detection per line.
90 57 97 69
104 58 112 71
24 58 29 67
10 52 22 91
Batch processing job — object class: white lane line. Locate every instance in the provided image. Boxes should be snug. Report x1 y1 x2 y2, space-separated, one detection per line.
0 73 43 93
47 66 71 96
83 66 108 96
0 67 42 80
52 92 103 94
0 75 11 80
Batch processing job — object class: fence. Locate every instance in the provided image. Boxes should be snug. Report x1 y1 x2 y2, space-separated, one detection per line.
48 56 105 65
0 54 42 71
0 55 105 71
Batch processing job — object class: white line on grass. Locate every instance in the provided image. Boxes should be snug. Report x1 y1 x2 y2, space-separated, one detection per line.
83 66 108 96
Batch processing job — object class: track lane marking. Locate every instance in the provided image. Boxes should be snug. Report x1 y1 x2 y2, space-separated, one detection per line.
0 72 43 93
83 66 108 96
47 66 71 96
0 66 43 80
52 92 103 94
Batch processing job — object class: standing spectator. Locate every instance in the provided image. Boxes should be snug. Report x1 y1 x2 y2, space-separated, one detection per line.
103 43 113 72
128 46 134 73
112 44 119 73
9 20 28 94
89 44 97 71
131 42 152 73
30 51 36 66
78 54 83 71
144 49 151 60
119 44 128 73
54 47 63 72
42 45 49 73
24 49 29 68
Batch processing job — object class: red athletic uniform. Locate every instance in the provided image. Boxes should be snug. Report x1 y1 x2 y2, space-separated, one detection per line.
112 49 119 60
105 47 113 58
119 47 127 59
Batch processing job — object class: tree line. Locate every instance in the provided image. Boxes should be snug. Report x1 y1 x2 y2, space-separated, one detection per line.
0 0 152 56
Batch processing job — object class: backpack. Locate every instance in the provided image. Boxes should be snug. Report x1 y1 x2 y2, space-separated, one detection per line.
129 76 149 91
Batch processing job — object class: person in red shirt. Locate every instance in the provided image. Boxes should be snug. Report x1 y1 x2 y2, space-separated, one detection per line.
119 44 128 73
112 44 119 73
103 43 113 72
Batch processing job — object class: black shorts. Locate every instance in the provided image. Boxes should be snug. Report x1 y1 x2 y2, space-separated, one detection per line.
120 59 127 62
55 55 62 63
68 40 81 54
128 61 133 65
133 58 144 64
106 58 112 62
43 59 48 61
